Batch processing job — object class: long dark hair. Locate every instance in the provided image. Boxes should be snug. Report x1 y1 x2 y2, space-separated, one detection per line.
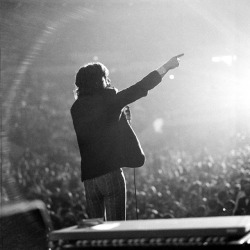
74 62 109 99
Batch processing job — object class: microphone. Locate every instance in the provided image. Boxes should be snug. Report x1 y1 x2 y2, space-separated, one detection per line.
124 105 131 124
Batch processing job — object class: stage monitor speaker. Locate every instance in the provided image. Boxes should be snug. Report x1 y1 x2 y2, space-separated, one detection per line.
0 200 52 250
49 216 250 249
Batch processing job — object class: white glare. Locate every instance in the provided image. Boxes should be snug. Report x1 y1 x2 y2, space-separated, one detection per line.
153 118 164 133
211 55 237 66
92 223 120 230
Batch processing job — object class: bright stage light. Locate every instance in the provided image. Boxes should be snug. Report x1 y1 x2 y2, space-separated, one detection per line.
211 55 237 66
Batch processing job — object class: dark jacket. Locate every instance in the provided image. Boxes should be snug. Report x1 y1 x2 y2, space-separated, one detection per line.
234 197 250 215
71 70 162 181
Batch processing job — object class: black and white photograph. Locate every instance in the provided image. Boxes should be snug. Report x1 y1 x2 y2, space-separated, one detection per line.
1 0 250 249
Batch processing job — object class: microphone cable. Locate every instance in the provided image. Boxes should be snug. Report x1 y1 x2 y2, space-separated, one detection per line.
133 168 139 220
124 105 139 220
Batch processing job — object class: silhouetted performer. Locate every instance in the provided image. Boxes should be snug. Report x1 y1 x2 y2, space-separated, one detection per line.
71 53 184 221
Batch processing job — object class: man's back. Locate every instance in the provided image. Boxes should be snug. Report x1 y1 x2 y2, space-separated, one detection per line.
71 89 123 181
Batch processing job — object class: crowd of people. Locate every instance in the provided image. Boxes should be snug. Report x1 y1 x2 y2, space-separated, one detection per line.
3 56 250 231
3 130 250 230
3 0 250 238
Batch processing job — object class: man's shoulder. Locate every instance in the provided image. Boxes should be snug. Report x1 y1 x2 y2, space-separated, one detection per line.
71 88 118 111
103 87 118 96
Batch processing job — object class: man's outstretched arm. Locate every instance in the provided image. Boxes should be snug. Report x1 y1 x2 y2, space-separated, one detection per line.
114 53 185 108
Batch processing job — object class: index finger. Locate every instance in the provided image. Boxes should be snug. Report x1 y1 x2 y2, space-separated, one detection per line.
176 53 184 58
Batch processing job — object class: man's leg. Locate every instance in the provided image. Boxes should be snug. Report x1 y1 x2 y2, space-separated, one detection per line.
84 178 104 219
98 169 126 221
